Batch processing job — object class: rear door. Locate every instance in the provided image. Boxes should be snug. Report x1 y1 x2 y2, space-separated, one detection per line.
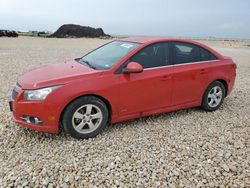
171 42 217 105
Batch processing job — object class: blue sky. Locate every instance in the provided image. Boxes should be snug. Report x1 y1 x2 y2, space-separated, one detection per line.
0 0 250 39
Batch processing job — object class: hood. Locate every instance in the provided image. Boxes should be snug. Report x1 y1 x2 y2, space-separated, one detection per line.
18 60 102 89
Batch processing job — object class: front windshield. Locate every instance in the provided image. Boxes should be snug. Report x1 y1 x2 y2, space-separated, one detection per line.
79 41 139 70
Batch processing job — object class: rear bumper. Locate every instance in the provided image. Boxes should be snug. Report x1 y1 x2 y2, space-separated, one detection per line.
227 72 236 96
227 81 235 96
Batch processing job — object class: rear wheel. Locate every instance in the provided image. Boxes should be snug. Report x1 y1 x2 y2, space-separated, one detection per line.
62 96 109 139
201 81 226 111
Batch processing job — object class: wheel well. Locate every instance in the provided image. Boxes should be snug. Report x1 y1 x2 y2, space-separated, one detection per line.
59 94 112 125
215 79 228 96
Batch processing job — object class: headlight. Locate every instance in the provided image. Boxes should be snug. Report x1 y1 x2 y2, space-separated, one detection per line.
23 86 61 101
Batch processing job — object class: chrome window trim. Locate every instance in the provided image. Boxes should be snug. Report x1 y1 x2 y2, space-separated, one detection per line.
16 82 22 89
144 59 220 71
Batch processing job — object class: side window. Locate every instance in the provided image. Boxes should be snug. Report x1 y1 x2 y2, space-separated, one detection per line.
130 43 170 69
173 42 200 64
200 48 217 61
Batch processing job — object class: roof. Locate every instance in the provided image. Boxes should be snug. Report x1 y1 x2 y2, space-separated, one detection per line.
117 37 224 59
118 37 198 44
118 37 165 44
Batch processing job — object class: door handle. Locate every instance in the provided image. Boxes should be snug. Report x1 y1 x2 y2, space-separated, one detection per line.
161 75 172 81
200 69 208 74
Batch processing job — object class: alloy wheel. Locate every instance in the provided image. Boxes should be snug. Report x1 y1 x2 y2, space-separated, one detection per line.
72 104 103 134
207 86 223 108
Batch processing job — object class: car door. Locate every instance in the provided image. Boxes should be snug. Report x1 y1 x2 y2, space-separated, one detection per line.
118 42 173 116
171 42 215 105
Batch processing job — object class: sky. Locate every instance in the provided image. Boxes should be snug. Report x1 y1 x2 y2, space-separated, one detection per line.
0 0 250 39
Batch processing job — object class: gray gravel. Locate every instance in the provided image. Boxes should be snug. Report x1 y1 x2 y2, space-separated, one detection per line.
0 37 249 187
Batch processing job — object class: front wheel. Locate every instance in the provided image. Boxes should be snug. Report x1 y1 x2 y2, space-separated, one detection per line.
62 96 109 139
201 81 226 111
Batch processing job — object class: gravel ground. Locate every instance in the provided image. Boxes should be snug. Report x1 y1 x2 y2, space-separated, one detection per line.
0 37 249 187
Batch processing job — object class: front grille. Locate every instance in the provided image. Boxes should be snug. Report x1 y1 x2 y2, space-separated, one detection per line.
11 90 18 100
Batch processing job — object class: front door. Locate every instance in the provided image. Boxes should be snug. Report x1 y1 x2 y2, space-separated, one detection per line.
118 42 173 116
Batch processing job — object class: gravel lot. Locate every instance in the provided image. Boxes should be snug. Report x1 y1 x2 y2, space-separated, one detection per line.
0 37 249 187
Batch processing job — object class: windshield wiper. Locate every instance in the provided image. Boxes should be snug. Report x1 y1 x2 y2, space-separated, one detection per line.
79 59 96 70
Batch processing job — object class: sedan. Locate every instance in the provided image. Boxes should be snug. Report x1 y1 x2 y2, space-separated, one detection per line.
9 37 236 139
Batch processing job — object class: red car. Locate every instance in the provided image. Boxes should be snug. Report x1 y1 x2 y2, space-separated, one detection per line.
9 37 236 139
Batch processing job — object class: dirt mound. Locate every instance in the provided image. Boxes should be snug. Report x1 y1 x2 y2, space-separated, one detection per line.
50 24 108 38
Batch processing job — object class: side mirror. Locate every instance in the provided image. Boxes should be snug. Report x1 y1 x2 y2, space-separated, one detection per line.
123 62 143 73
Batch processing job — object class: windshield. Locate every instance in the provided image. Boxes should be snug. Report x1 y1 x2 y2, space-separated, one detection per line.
79 41 139 70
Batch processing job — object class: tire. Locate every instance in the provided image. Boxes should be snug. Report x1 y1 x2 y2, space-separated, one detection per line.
201 81 226 111
62 96 109 139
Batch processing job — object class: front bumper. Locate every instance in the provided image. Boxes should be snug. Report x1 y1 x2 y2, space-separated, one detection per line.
11 112 59 133
9 87 60 133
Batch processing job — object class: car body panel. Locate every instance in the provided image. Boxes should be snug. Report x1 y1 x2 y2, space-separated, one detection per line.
117 66 173 115
10 37 236 133
18 60 102 89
